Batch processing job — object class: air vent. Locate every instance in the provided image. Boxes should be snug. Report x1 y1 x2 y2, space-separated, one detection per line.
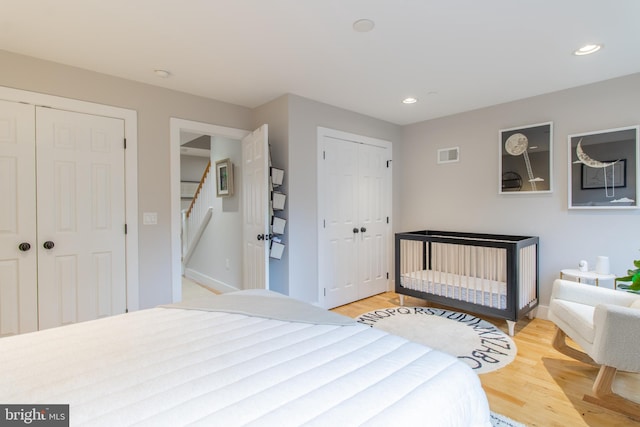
437 147 460 164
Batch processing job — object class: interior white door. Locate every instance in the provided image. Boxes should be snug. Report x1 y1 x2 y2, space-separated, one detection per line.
241 124 269 290
319 129 391 309
357 144 389 299
321 137 359 307
0 100 38 336
36 107 127 329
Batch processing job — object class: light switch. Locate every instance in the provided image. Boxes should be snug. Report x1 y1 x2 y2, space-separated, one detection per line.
143 212 158 225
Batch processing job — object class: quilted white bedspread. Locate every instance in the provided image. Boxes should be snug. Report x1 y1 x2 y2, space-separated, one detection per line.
0 291 491 427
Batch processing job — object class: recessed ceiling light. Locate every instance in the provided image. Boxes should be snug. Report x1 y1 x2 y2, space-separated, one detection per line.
402 97 418 104
353 19 375 32
154 69 171 78
573 44 603 56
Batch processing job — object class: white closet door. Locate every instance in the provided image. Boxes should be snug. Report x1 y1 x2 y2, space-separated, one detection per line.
357 144 389 299
0 100 38 336
36 107 127 329
322 137 359 308
241 124 269 290
319 129 391 309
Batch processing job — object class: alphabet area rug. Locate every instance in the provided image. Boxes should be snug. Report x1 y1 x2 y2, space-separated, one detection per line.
356 307 517 374
490 412 527 427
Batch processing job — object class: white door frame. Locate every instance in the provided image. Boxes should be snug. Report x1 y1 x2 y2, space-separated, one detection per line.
0 85 140 311
169 118 249 302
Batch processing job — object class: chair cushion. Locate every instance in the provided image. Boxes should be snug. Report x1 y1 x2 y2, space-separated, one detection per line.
549 299 595 344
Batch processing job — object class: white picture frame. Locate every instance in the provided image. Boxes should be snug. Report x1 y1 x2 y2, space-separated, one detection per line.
215 158 234 197
568 125 639 209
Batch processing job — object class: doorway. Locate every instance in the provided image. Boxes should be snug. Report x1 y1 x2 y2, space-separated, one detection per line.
169 119 249 302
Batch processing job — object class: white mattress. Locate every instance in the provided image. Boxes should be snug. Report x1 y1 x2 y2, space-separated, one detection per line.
401 270 508 309
0 291 491 427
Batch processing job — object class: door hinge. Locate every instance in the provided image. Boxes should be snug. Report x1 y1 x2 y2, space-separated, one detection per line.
386 216 389 224
323 219 326 228
386 160 392 168
323 150 326 160
386 272 389 280
124 224 128 234
324 288 326 297
124 138 127 149
125 308 129 313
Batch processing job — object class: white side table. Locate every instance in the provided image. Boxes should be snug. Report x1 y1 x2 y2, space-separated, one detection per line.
560 269 617 287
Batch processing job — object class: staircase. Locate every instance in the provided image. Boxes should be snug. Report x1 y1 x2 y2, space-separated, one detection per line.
182 161 214 267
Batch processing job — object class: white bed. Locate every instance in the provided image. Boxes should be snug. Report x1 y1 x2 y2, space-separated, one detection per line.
0 290 491 426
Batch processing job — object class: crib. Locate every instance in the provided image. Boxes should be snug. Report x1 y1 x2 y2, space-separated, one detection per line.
395 230 539 336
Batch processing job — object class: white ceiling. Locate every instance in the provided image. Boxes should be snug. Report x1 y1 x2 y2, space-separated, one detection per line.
1 1 639 125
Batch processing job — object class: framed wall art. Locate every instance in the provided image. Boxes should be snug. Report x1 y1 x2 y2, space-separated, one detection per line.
215 158 234 197
499 122 553 194
568 126 639 209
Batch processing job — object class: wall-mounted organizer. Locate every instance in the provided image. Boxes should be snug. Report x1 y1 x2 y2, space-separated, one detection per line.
269 150 286 259
270 239 285 260
272 216 286 235
272 191 286 210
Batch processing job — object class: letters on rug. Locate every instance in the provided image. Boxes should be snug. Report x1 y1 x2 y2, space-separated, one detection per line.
490 411 527 427
356 307 517 374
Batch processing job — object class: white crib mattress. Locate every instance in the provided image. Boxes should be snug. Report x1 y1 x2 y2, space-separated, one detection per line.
401 270 508 309
0 290 491 427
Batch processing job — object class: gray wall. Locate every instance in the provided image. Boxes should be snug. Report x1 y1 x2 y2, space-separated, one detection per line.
254 94 402 303
0 49 253 309
187 137 243 290
4 48 638 311
286 95 402 303
400 72 640 307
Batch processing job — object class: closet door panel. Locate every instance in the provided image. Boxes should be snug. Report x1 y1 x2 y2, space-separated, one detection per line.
0 100 37 336
320 137 359 308
36 107 126 329
358 144 389 298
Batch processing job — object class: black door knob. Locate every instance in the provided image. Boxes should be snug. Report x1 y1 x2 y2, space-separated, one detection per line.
43 241 55 250
18 242 31 252
257 234 264 241
353 228 359 233
360 227 367 233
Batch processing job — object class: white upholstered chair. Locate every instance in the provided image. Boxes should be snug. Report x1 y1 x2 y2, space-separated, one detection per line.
548 279 640 419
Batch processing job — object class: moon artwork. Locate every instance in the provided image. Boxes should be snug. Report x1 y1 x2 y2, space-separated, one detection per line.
568 126 638 209
574 138 619 198
505 133 544 191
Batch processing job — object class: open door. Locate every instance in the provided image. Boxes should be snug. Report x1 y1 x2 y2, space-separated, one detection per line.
242 124 270 290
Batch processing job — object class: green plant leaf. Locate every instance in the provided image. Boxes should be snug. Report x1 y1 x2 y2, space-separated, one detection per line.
634 259 640 269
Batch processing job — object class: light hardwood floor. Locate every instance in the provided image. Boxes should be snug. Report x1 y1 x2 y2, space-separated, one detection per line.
331 292 640 427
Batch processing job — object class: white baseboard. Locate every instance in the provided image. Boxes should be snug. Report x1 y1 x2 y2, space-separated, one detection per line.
535 304 549 320
184 268 239 294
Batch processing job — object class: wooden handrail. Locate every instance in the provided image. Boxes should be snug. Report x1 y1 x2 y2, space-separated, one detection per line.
186 161 211 219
